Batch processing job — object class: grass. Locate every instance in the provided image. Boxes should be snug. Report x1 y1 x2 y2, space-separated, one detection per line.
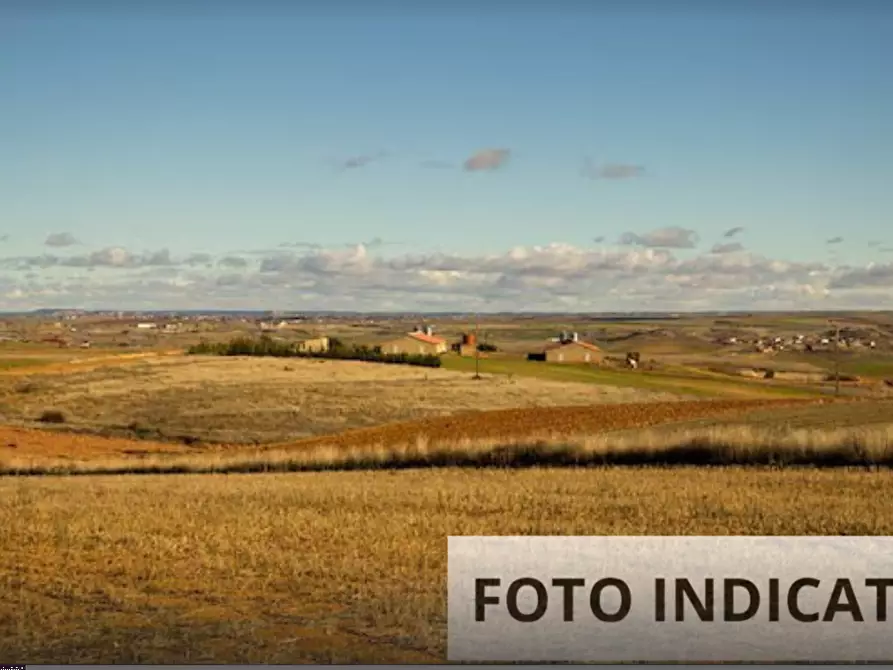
4 466 893 662
441 355 825 399
0 350 180 378
827 355 893 379
0 356 676 444
0 356 53 371
3 422 893 476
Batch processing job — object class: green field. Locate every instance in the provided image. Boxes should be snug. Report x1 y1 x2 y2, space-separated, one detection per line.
440 355 825 399
780 352 893 380
0 357 53 371
833 356 893 379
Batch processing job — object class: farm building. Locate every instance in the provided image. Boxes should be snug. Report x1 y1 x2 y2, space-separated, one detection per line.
380 328 448 356
455 332 483 357
527 333 604 364
295 336 329 353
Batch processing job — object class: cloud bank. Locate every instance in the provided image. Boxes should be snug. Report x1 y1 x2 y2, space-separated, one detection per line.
2 238 891 312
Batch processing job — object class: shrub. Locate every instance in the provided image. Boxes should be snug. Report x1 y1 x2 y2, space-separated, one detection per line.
127 421 157 439
824 373 859 383
15 381 42 394
38 409 66 424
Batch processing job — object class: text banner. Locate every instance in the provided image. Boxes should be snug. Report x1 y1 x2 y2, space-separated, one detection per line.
448 536 893 663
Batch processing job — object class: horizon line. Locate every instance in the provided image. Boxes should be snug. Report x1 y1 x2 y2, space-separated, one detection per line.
5 308 892 316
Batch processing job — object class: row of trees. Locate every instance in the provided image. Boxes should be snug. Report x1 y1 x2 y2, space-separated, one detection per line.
187 335 442 368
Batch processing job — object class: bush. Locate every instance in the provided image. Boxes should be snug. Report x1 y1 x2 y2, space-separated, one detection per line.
15 381 42 394
824 373 859 383
477 342 498 352
127 421 157 439
38 409 66 424
187 335 441 368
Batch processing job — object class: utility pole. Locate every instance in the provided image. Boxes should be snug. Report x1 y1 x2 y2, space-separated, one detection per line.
473 311 481 380
832 319 841 397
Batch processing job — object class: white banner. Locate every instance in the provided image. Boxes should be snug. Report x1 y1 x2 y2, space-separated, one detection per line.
448 536 893 663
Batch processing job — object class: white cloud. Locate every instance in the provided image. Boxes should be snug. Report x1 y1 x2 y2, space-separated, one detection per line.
1 247 176 270
45 232 80 247
463 148 511 172
619 227 700 249
581 160 645 180
828 263 893 289
710 242 745 254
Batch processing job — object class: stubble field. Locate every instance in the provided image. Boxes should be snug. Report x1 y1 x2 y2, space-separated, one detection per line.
4 467 893 663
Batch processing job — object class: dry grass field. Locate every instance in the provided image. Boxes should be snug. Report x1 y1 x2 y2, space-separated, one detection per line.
3 312 893 662
0 355 682 444
4 467 893 663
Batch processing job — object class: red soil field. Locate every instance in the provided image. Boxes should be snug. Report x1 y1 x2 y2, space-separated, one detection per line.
266 398 827 451
0 425 193 461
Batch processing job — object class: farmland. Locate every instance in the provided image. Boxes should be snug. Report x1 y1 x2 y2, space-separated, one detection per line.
0 396 826 471
5 467 893 663
0 355 679 445
440 355 824 398
2 310 893 662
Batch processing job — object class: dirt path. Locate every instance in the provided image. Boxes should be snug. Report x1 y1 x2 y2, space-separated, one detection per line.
0 397 833 464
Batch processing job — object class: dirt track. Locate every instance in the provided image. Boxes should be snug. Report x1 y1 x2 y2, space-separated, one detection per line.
0 398 830 463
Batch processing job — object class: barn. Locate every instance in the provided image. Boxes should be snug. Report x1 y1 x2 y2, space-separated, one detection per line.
380 329 448 356
528 334 604 364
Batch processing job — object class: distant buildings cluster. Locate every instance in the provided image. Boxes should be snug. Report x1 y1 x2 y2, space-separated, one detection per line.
718 332 878 353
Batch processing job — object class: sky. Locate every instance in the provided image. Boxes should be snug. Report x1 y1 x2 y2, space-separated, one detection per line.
2 0 892 312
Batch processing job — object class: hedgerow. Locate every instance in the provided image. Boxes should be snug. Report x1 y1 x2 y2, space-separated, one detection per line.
187 335 441 368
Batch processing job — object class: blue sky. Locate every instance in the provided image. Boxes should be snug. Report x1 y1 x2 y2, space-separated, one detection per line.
1 1 892 311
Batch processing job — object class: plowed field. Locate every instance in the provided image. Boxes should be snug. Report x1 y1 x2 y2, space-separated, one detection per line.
0 425 194 460
0 397 832 464
266 397 827 451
